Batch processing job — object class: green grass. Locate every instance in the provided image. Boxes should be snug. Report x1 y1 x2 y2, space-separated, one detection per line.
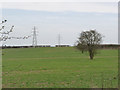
2 47 118 88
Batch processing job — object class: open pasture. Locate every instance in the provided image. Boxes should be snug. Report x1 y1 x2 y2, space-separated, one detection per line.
2 47 118 88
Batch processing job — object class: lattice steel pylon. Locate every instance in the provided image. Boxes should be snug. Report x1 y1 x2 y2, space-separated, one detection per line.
32 26 37 47
58 34 61 46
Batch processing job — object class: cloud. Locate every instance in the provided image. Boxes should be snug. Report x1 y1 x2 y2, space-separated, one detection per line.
2 2 117 13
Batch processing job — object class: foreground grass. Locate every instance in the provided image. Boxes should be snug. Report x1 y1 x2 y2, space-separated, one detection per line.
2 47 118 88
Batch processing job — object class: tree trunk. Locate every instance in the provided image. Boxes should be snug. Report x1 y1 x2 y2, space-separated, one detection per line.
81 50 84 53
89 50 94 60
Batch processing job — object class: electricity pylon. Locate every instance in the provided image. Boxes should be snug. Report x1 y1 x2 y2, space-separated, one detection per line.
58 34 61 46
32 26 37 47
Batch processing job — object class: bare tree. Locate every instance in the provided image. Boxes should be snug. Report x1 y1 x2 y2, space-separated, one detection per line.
0 20 14 42
76 42 86 53
76 30 103 60
0 20 31 44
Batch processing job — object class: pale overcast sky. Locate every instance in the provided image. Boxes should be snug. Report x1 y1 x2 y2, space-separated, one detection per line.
0 2 118 46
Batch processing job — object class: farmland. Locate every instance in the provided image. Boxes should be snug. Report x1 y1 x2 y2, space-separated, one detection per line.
2 47 118 88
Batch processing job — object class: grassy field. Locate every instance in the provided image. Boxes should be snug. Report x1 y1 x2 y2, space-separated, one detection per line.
2 47 118 88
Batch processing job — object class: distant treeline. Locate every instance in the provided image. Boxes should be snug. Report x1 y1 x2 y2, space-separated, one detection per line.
2 45 70 49
98 44 120 49
1 44 120 49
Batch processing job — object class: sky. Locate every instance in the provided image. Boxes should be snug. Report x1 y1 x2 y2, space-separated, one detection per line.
0 2 118 46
